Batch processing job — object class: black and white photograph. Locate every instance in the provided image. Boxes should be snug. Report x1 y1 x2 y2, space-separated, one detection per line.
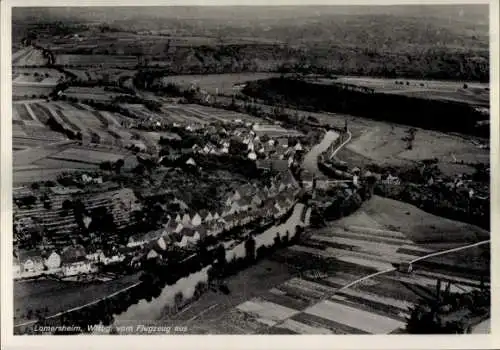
2 0 496 342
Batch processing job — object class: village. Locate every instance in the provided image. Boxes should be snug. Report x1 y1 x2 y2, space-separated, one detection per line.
10 6 491 336
12 111 308 281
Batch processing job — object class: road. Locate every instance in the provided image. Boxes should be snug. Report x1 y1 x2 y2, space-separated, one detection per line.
329 130 352 160
320 239 491 301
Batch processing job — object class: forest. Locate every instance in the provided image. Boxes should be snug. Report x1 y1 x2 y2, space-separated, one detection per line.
243 77 489 138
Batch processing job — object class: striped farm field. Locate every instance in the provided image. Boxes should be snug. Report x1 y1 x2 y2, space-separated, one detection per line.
13 125 29 138
13 168 80 184
12 47 46 66
236 298 300 327
14 104 34 121
304 300 405 334
29 103 52 124
49 147 125 164
33 157 100 170
55 54 137 68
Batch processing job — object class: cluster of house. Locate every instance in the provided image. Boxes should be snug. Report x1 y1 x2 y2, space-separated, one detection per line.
128 171 300 259
13 171 301 278
187 122 305 165
427 173 489 200
12 244 128 280
13 186 141 253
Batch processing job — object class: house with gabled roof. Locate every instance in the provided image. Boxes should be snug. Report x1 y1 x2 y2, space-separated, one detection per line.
156 236 167 251
146 249 160 260
236 197 251 211
60 244 95 276
86 250 106 263
174 222 184 233
251 194 263 208
176 235 189 248
18 250 45 274
232 190 242 202
223 213 237 230
194 225 207 239
181 213 191 225
279 183 287 192
191 212 202 227
44 251 62 270
204 212 213 222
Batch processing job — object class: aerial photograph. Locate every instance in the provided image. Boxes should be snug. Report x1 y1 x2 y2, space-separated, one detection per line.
11 5 490 335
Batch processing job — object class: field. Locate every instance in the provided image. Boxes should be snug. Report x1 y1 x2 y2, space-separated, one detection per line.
162 104 263 124
65 68 136 83
253 124 303 138
320 76 490 107
12 100 150 184
338 124 489 175
14 273 141 325
12 68 65 83
13 143 130 184
55 54 138 68
161 73 280 95
29 101 143 147
49 147 125 164
13 85 54 98
63 86 129 101
12 47 47 66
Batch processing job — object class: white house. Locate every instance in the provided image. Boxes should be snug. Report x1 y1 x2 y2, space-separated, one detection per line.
44 251 61 270
174 222 184 233
232 190 242 202
189 232 201 244
251 194 263 207
181 213 191 225
176 235 189 248
157 237 167 250
146 249 159 260
83 216 92 229
175 214 182 223
186 158 197 167
86 250 106 263
353 175 359 187
103 254 126 265
248 152 257 160
62 257 95 277
294 142 303 151
22 256 44 274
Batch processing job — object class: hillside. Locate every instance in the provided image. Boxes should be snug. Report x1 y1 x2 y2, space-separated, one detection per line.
12 5 489 81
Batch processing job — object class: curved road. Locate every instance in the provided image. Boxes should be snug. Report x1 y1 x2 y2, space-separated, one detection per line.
324 239 491 299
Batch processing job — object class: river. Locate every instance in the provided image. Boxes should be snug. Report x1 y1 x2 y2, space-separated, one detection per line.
108 203 307 333
302 130 339 175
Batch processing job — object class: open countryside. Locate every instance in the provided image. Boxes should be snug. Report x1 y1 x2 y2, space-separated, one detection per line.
11 4 490 336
